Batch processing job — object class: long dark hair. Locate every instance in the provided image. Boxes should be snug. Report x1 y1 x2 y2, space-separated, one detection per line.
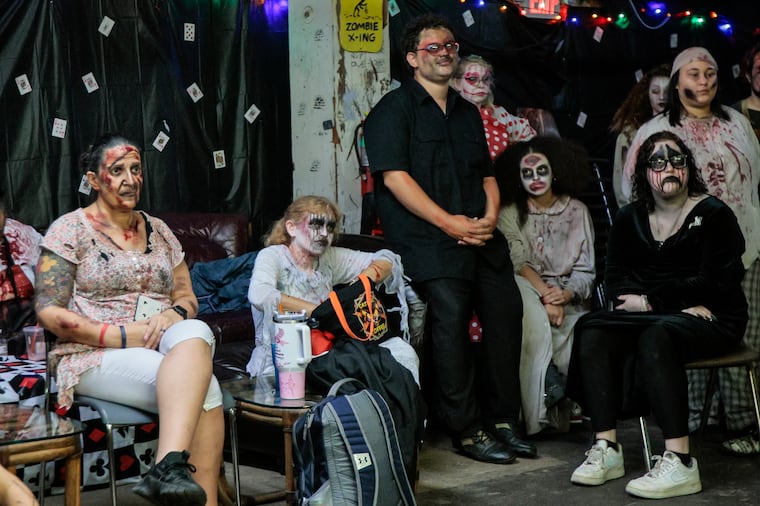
610 64 670 133
631 131 707 211
666 71 729 126
495 136 591 226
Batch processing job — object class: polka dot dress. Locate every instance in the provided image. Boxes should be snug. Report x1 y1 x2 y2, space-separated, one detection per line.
481 106 537 160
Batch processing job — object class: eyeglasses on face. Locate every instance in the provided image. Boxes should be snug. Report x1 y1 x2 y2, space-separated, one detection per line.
414 41 460 56
647 154 688 171
463 75 493 86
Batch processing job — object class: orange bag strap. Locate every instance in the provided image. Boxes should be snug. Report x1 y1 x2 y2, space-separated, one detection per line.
328 274 374 341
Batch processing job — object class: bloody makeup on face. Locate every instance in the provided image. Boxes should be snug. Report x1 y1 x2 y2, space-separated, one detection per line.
519 152 553 197
647 142 688 192
96 145 143 207
458 63 492 107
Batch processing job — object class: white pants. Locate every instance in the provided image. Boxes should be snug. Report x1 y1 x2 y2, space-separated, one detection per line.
76 319 222 413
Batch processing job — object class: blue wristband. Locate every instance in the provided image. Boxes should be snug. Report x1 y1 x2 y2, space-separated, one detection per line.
119 326 127 349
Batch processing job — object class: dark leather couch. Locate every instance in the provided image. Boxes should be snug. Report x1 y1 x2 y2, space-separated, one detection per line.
153 212 255 381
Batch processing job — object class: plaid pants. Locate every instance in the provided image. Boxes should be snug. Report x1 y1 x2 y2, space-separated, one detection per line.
687 259 760 432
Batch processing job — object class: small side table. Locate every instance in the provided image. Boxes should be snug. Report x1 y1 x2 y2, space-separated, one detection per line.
0 405 82 506
223 376 319 506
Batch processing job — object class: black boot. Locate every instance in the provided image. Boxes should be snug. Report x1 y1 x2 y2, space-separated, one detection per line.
133 450 207 506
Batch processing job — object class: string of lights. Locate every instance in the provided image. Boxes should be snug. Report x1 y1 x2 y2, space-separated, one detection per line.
449 0 740 38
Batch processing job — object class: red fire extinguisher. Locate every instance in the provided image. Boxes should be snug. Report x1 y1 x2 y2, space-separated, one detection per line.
355 122 383 236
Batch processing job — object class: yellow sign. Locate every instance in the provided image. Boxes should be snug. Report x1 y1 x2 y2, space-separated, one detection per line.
339 0 383 53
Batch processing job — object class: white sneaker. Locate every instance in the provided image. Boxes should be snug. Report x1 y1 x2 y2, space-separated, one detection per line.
625 451 702 499
570 440 625 486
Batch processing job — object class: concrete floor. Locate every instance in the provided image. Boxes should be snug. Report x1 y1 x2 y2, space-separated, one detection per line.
44 416 760 505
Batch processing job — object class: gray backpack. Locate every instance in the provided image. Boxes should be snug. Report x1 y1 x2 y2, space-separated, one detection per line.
293 378 417 505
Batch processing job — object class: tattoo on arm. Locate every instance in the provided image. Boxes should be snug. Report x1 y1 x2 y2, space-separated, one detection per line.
34 252 76 312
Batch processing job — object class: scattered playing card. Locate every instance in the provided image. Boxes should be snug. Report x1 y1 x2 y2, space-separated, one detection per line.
78 175 92 195
82 72 99 93
670 33 678 48
593 27 604 42
98 16 115 37
387 0 400 16
15 74 31 96
213 150 226 169
462 10 475 28
51 118 67 139
576 111 588 128
152 131 170 152
244 104 261 124
634 69 644 82
732 64 741 79
186 83 204 103
184 23 195 42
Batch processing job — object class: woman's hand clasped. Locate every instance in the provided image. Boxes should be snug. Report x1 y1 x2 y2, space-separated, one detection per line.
615 294 651 312
141 310 183 349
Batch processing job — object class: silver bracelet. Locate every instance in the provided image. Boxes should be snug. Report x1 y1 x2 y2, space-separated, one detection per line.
641 295 649 312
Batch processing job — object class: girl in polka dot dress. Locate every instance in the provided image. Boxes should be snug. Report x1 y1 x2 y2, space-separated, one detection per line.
452 55 536 160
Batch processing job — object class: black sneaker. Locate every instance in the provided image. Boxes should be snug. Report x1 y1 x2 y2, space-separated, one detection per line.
457 430 516 464
133 450 207 505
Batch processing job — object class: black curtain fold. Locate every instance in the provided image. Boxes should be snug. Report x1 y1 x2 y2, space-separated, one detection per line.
0 0 291 243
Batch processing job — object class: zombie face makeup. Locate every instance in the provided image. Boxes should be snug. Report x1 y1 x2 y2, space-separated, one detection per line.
677 60 717 110
94 145 143 209
648 76 669 115
457 62 492 107
519 152 553 198
290 213 337 256
646 141 688 195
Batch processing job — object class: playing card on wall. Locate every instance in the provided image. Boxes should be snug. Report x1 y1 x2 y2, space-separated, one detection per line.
98 16 115 37
78 175 92 195
184 23 195 42
15 74 31 95
244 104 261 124
152 131 170 152
186 83 203 102
51 118 67 139
82 72 99 93
212 150 226 169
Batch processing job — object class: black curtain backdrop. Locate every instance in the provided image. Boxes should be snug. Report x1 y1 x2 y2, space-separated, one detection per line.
3 0 759 238
390 0 760 172
0 0 291 243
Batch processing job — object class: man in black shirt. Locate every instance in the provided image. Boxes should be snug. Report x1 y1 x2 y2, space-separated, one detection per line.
364 13 533 464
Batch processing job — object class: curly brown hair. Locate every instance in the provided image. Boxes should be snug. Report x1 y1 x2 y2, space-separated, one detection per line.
610 64 671 133
495 136 592 225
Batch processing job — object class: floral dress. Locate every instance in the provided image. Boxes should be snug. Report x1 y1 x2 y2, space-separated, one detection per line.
40 208 183 409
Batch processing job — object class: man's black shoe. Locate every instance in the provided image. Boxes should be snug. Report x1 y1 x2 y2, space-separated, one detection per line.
457 430 517 464
133 450 207 505
491 422 538 458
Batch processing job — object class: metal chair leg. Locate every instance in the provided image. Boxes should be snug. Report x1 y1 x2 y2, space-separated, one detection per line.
107 423 118 506
37 460 46 505
229 407 241 506
746 364 760 435
639 416 653 472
